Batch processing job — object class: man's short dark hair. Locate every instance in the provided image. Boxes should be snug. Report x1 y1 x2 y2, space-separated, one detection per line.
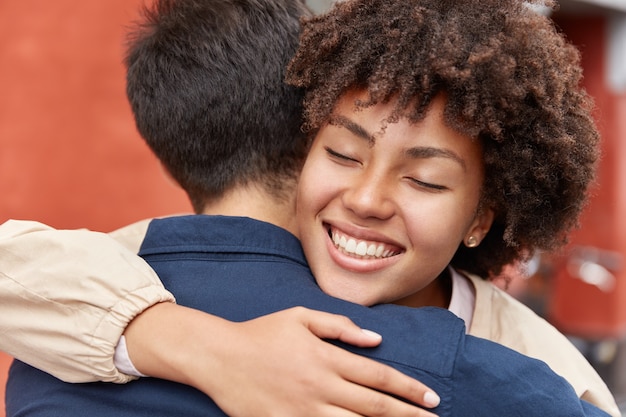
126 0 310 212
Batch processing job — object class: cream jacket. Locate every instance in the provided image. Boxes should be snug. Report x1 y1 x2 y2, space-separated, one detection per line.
0 219 173 383
466 273 620 417
0 219 620 416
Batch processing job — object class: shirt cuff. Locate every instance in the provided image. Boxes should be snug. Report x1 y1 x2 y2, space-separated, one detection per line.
114 335 148 377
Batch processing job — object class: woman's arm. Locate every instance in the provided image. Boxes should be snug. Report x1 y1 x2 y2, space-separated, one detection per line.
0 219 173 383
0 219 440 416
128 303 440 417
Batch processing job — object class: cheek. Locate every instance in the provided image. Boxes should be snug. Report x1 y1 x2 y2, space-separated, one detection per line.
297 160 332 223
400 194 473 252
298 150 343 213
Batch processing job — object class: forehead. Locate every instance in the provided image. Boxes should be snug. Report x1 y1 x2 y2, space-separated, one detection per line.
330 90 483 166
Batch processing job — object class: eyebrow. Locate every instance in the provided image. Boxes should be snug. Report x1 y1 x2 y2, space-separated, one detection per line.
405 147 467 172
329 115 376 143
329 114 467 171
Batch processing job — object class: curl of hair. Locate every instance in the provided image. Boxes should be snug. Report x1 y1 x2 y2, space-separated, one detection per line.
286 0 599 279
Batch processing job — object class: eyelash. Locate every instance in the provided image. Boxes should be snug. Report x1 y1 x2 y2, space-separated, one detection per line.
324 146 359 163
408 178 447 191
324 146 447 191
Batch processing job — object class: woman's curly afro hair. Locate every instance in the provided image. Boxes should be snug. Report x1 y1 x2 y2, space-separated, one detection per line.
286 0 599 279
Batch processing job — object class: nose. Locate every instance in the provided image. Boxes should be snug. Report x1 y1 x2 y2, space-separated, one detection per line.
341 170 395 220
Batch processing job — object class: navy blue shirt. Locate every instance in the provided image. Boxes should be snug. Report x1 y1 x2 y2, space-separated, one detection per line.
6 216 609 417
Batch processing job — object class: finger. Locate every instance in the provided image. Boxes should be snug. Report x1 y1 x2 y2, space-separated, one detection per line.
295 308 383 347
331 347 441 410
288 307 440 412
326 374 439 417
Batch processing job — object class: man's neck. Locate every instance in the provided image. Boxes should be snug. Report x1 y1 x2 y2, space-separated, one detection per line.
200 184 298 236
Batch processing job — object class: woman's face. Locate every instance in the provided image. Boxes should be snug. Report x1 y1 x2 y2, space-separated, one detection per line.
296 90 493 307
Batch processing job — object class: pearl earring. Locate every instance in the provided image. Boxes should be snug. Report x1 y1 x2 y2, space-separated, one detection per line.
466 236 478 248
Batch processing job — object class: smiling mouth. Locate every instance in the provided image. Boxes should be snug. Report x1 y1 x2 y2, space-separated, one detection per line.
328 227 402 259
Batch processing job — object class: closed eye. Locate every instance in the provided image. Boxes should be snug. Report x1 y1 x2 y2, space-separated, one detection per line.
407 177 448 191
325 146 360 164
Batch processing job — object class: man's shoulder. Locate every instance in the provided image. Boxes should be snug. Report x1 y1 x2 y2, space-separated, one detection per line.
108 213 199 251
370 305 467 376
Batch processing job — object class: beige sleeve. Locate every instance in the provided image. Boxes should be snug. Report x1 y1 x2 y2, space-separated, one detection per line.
0 219 175 383
467 273 621 417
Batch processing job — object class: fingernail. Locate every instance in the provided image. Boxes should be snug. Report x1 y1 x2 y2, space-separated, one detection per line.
361 329 382 340
424 391 440 407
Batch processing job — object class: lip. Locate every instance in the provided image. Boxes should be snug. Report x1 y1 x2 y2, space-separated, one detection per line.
323 222 403 273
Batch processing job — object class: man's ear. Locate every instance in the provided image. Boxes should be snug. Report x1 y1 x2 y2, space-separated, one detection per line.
464 207 494 248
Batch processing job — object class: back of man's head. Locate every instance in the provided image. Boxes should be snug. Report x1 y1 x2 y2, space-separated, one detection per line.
125 0 310 212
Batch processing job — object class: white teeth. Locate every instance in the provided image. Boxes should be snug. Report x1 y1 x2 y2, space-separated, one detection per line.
356 241 368 256
330 229 397 259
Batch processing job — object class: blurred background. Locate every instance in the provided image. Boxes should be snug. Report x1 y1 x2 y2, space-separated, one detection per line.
0 0 625 415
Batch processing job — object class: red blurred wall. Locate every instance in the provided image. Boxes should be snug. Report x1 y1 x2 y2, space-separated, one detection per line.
548 15 626 340
0 1 191 414
0 0 191 232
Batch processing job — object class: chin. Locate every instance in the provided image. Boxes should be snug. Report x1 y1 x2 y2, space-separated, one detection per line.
317 280 370 305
